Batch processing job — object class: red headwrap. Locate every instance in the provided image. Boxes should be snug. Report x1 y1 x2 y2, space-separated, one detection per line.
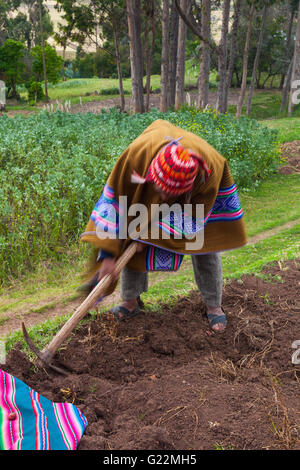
131 140 211 195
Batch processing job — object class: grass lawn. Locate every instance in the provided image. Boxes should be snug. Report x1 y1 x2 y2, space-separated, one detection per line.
240 174 300 237
8 72 300 121
227 90 300 121
261 117 300 143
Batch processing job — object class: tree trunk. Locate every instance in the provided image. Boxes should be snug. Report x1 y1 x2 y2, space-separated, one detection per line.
216 0 231 113
126 0 144 113
288 0 300 116
160 0 170 112
236 0 255 118
10 80 20 100
145 0 155 112
280 57 293 112
175 0 187 109
225 0 242 111
168 0 179 108
197 0 211 109
280 9 295 89
39 0 49 103
112 19 125 113
247 4 267 116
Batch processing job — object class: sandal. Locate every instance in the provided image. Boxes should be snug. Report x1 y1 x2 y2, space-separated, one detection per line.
110 303 141 322
206 307 227 333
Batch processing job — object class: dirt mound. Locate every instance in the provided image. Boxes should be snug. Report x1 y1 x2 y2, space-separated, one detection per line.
280 141 300 174
2 259 300 450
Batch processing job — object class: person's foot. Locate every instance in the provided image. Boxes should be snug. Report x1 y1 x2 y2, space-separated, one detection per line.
206 305 227 333
110 298 140 321
120 298 138 312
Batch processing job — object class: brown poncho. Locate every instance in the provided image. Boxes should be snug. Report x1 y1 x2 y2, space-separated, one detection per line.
81 119 247 282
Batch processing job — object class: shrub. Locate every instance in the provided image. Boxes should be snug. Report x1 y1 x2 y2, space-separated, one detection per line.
25 79 44 102
100 87 130 95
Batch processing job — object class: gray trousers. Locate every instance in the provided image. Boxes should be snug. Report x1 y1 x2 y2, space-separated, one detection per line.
120 253 223 307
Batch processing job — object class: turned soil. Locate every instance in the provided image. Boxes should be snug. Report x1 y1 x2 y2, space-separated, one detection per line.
2 259 300 451
280 141 300 175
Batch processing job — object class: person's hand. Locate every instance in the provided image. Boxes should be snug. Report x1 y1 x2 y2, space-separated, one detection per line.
97 257 119 282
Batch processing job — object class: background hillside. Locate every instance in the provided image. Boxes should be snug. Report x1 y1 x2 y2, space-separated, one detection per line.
20 0 224 58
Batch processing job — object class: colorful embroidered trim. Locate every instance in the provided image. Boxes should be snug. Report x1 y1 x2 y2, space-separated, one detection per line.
0 369 87 450
207 184 243 223
158 209 211 237
146 246 183 271
90 184 120 236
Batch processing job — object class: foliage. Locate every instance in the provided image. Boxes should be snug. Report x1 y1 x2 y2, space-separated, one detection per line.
25 78 44 102
0 108 280 284
31 44 64 84
0 39 25 97
0 0 21 45
100 87 130 95
0 0 53 49
73 52 96 78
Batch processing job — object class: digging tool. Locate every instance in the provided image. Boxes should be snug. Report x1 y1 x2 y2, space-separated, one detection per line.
22 242 139 375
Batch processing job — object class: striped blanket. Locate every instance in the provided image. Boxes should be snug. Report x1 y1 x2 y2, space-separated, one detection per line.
0 369 88 450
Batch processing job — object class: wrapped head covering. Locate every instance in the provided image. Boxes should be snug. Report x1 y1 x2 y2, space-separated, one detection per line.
131 138 211 196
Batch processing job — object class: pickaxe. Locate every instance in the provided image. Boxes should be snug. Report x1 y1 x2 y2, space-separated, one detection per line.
22 242 138 375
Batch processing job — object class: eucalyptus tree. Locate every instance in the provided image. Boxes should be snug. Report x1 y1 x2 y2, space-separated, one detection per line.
224 0 242 111
235 0 256 118
0 0 21 45
247 1 268 115
55 0 128 111
175 0 222 110
288 0 300 115
216 0 231 113
160 0 169 112
175 0 188 109
126 0 144 113
281 0 300 111
197 0 211 109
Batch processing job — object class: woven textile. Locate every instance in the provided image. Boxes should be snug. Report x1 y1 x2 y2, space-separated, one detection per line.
208 184 243 223
145 246 183 271
0 369 87 450
90 183 120 237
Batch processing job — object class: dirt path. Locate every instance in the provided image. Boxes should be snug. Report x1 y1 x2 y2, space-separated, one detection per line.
4 89 245 117
68 89 242 114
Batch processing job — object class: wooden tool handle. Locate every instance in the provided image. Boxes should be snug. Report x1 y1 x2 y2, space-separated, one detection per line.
42 242 138 360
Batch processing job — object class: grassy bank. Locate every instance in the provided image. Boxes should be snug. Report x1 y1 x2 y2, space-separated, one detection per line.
261 117 300 143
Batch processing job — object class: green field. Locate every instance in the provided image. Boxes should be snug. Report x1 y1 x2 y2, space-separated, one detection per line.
10 72 300 121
